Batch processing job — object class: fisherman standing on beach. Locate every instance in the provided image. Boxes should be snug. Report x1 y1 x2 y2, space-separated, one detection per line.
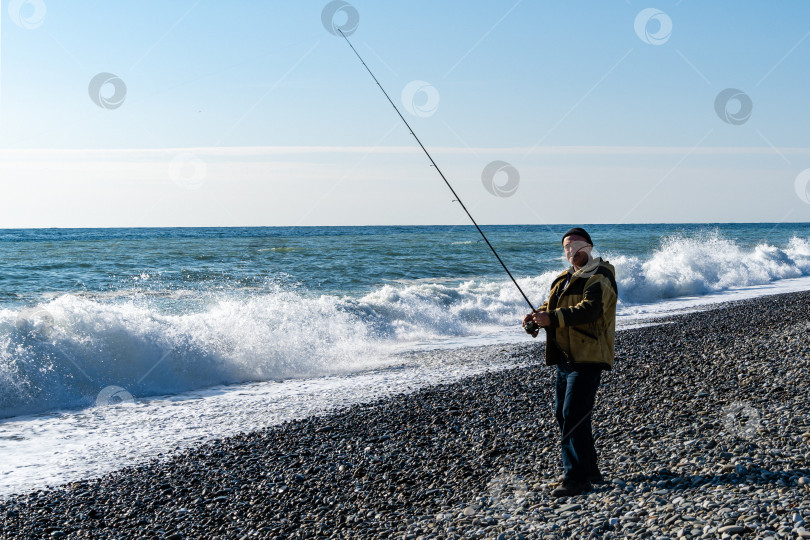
523 227 618 497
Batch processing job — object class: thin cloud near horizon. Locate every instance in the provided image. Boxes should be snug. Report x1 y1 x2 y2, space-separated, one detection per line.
2 145 810 158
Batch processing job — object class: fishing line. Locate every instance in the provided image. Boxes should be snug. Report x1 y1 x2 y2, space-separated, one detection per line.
338 29 536 312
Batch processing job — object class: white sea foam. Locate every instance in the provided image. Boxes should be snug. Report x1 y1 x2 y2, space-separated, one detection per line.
0 289 393 419
609 233 810 303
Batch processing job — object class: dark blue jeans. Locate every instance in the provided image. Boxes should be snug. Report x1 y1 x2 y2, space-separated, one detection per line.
555 362 602 482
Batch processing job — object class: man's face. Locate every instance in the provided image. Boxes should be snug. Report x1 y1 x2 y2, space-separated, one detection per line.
563 235 591 267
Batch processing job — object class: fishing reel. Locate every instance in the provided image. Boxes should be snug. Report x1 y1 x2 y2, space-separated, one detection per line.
524 308 541 335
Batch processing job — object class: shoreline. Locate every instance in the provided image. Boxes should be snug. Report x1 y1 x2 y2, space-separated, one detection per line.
2 291 810 539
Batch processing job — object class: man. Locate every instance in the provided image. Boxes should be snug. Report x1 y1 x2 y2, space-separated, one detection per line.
522 227 617 497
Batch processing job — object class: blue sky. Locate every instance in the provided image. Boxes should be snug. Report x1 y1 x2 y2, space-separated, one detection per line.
1 0 809 227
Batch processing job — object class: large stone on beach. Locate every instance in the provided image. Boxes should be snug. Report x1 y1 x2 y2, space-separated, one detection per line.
717 525 748 534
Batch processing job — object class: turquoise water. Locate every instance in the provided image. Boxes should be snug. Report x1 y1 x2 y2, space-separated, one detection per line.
3 223 809 303
1 223 809 419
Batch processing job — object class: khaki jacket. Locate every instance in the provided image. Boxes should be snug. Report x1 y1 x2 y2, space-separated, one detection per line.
538 257 618 370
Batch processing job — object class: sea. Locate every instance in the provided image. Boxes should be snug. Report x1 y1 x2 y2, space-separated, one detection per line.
1 223 810 497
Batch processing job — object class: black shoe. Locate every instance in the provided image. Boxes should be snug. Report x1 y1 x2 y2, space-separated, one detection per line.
551 478 592 497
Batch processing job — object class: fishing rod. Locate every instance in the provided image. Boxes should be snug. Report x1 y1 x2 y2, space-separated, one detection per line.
338 29 537 315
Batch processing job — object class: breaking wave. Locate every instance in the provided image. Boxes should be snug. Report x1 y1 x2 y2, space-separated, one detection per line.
609 233 810 303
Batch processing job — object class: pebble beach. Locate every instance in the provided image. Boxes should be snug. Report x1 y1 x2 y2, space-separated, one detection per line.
1 290 809 540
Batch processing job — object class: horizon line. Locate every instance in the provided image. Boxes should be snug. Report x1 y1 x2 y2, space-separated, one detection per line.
2 221 809 231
